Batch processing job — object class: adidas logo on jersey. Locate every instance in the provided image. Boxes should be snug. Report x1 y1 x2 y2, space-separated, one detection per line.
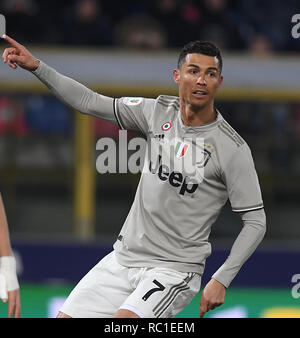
152 134 165 141
149 155 198 196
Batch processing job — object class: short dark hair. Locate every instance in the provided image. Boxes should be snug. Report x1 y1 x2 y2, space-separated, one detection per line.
177 41 223 73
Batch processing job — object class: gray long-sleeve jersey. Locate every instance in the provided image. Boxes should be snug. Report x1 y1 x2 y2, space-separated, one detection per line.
32 61 266 288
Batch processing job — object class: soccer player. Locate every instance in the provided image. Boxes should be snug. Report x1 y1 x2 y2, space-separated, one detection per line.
2 35 266 318
0 193 21 318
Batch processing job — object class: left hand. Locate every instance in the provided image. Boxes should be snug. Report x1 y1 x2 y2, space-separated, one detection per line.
0 256 21 317
199 278 226 318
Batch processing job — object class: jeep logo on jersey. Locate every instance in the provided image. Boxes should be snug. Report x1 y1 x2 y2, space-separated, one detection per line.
161 122 172 131
149 155 198 196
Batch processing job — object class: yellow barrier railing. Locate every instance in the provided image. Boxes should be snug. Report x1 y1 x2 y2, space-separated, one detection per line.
73 111 95 239
0 82 300 102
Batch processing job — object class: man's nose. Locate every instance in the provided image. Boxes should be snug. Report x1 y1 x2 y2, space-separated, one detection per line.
197 74 207 86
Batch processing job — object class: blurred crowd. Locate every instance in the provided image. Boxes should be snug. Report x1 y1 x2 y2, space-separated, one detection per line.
0 0 299 54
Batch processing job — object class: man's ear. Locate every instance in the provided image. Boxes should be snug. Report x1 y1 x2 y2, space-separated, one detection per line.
218 75 224 87
173 69 180 84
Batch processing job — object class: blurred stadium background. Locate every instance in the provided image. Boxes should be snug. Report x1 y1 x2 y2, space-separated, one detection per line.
0 0 300 318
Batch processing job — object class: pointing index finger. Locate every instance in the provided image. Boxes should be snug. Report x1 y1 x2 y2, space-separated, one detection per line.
2 34 23 49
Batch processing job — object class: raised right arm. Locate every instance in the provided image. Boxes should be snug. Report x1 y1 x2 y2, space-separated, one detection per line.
32 61 116 123
2 35 116 124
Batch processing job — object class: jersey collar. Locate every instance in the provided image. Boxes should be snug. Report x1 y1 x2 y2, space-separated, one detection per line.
178 108 223 133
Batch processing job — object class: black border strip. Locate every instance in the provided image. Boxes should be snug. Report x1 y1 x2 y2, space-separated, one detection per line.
113 98 125 129
232 205 264 213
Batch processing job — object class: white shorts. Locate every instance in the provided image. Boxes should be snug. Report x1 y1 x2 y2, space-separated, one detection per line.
60 251 201 318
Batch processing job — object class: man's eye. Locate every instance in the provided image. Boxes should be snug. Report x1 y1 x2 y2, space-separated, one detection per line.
209 72 216 77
